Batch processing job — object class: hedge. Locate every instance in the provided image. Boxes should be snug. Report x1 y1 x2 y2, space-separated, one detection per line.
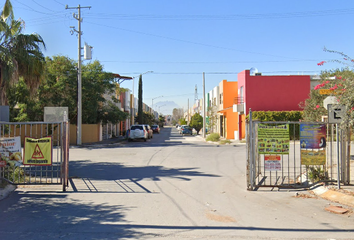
248 111 303 140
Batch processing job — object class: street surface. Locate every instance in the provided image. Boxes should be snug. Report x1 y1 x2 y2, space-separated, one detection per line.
0 126 353 240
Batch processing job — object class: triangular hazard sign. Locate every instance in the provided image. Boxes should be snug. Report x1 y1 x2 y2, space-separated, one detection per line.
31 144 44 159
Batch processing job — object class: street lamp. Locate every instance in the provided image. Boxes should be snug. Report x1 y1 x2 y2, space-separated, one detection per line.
152 95 163 113
158 104 166 114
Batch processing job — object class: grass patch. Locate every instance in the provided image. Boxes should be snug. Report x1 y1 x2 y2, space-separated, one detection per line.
219 139 231 145
206 133 220 142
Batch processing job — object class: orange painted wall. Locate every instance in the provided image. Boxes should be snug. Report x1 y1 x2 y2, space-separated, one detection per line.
224 108 239 139
221 80 239 140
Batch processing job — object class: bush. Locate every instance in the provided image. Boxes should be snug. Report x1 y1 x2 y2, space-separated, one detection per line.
206 133 220 142
219 139 231 145
248 111 303 140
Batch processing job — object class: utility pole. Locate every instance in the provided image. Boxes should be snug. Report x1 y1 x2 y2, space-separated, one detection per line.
188 98 189 123
66 4 91 145
203 72 206 138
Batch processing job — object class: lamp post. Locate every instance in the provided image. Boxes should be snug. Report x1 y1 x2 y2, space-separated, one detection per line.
152 95 163 113
158 104 166 114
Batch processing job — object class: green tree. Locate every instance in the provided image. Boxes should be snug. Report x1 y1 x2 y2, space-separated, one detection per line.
301 49 354 127
158 114 165 127
0 0 46 105
189 112 203 134
8 55 128 124
137 74 143 124
172 108 183 123
135 111 155 126
207 103 217 133
179 118 187 125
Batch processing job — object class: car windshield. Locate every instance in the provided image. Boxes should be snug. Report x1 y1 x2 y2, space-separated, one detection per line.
152 125 158 128
131 126 143 130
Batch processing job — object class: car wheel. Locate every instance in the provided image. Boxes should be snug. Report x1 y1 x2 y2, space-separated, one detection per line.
144 138 147 142
128 138 132 142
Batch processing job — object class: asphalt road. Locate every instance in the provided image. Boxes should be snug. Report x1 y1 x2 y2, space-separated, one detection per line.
0 126 353 240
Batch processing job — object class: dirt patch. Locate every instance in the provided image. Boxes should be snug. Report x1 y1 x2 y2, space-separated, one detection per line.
328 187 354 197
293 192 317 199
205 211 236 223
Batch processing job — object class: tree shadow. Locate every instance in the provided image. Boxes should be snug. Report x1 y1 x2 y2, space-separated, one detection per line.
0 193 141 239
69 160 220 182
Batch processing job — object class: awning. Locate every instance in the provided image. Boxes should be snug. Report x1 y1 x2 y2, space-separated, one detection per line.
217 106 233 113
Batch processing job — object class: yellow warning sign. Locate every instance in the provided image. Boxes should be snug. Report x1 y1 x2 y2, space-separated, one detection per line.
24 137 52 165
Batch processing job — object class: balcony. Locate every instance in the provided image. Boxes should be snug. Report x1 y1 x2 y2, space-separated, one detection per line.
233 97 244 113
234 97 244 104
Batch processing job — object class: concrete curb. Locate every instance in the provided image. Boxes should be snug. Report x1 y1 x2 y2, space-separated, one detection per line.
312 186 354 208
0 184 16 201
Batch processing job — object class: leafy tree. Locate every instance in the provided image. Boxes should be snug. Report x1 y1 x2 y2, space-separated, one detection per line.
158 114 165 127
172 108 183 123
8 55 128 124
81 60 119 124
100 101 129 124
207 103 218 133
301 49 354 127
135 111 154 125
179 118 187 125
189 112 203 134
137 74 143 124
0 0 46 105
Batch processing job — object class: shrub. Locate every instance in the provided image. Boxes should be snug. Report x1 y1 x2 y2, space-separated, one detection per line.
248 111 303 140
219 139 231 145
206 133 220 142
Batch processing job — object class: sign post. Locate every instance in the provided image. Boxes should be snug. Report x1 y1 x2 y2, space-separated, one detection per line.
327 104 346 189
327 104 346 124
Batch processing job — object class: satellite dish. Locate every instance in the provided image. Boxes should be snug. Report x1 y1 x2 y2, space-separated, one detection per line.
250 67 258 76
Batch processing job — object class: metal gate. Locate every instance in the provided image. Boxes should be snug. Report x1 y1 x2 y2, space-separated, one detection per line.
0 121 69 191
247 112 351 191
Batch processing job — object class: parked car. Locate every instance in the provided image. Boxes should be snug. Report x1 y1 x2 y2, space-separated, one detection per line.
151 125 160 134
128 125 148 142
181 125 193 135
143 125 153 139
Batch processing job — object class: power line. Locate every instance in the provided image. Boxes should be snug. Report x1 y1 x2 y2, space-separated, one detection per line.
85 20 305 60
100 59 323 64
83 8 354 21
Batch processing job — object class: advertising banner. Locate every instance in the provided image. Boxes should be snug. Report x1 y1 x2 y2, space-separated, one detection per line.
300 124 326 165
258 124 290 154
0 136 22 167
24 137 52 166
264 155 281 171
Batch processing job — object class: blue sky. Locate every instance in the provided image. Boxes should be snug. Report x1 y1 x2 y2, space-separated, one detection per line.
8 0 354 115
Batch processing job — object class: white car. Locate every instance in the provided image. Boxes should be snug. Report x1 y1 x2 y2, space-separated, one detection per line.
128 125 148 142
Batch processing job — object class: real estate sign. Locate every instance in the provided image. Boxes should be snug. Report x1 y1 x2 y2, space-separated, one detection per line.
300 124 326 165
0 136 22 167
258 124 290 155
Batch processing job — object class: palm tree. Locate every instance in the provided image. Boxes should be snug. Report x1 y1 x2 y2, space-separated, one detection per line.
0 0 46 105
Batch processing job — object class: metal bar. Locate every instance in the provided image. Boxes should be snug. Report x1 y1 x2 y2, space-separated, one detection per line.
336 124 340 189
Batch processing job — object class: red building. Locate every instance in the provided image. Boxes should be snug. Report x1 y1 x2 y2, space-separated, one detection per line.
236 69 312 139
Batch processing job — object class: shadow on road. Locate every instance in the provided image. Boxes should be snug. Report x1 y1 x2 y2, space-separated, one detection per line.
69 160 220 182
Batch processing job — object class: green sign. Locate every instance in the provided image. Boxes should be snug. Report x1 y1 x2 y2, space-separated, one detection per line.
258 124 290 155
